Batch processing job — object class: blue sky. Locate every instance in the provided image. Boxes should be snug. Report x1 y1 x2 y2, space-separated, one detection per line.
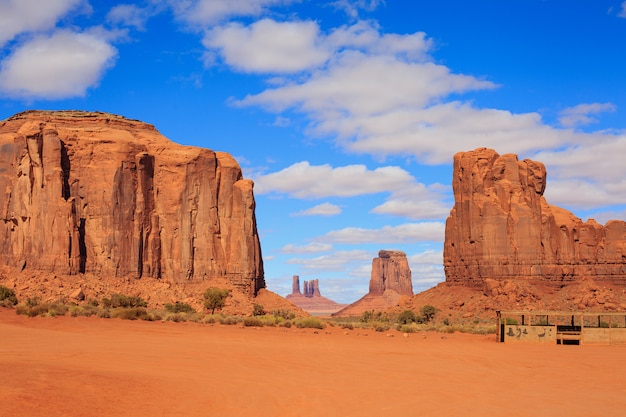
1 0 626 303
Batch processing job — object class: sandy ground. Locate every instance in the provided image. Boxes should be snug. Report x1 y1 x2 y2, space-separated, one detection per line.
1 309 625 417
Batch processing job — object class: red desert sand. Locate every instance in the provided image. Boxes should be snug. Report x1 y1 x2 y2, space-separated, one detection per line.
1 308 625 417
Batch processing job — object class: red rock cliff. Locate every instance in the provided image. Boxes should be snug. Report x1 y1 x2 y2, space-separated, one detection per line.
0 110 264 295
444 148 626 288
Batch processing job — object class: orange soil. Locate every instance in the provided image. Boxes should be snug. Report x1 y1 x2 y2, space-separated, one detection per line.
1 308 625 417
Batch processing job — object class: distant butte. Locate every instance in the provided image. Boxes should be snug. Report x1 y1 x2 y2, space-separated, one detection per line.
333 250 413 317
286 276 346 314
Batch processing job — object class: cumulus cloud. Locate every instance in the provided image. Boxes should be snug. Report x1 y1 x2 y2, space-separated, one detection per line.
0 30 117 99
106 4 153 30
286 249 372 272
255 161 450 219
293 202 342 216
331 0 385 18
558 102 616 128
169 0 296 26
254 161 415 198
203 19 329 73
319 222 445 244
281 242 333 253
619 1 626 18
0 0 83 46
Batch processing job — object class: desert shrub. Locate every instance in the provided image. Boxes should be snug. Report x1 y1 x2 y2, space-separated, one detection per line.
69 304 98 317
397 310 416 325
165 312 187 322
243 317 264 327
280 320 292 328
202 315 218 324
203 288 230 314
252 304 266 316
420 305 437 323
111 307 149 320
294 317 325 329
443 318 450 326
102 293 147 309
399 323 419 333
0 285 18 306
47 302 69 317
373 322 390 332
218 315 240 326
164 301 196 314
271 309 296 320
504 318 518 325
341 322 354 330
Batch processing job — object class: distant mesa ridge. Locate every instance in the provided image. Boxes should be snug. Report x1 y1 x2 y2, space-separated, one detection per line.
286 276 345 313
0 110 264 296
444 147 626 288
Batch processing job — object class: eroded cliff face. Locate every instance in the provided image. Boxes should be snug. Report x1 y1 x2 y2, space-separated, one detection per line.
0 110 264 295
444 148 626 288
369 250 413 297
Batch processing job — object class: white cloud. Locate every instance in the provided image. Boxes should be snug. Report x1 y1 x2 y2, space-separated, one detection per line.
254 161 415 197
293 202 342 216
203 19 329 73
558 102 616 127
0 0 83 46
0 30 117 99
319 222 445 244
106 4 152 30
281 242 333 253
286 249 372 272
255 161 450 219
619 1 626 18
169 0 296 26
331 0 385 18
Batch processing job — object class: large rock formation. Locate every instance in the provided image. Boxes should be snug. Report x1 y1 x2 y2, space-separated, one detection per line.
286 275 345 314
333 250 413 317
444 148 626 288
0 110 264 296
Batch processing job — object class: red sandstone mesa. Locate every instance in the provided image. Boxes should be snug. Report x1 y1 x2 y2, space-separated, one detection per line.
444 148 626 288
0 110 264 296
334 250 413 317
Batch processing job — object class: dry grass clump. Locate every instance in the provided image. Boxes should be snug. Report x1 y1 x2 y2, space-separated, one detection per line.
0 285 18 307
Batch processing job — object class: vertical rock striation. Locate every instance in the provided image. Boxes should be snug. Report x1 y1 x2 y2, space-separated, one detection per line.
0 111 264 295
333 250 413 317
444 148 626 288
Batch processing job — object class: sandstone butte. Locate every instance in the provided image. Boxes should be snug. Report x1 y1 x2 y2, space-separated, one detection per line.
396 147 626 319
0 110 297 313
333 250 413 317
285 275 346 314
444 147 626 287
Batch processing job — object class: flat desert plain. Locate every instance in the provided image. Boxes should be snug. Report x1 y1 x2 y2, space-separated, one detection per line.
1 309 625 417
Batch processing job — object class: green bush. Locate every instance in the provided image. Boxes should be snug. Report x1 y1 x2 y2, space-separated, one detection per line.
102 293 147 308
271 309 296 320
0 285 18 306
420 305 437 323
294 317 325 329
397 310 416 325
164 301 196 314
243 317 264 327
252 304 266 316
203 288 230 314
111 307 149 320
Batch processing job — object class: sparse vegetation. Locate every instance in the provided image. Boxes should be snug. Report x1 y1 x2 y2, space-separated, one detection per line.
0 285 18 307
164 301 196 314
420 305 437 323
294 317 325 329
252 304 265 316
102 293 148 309
203 288 230 314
